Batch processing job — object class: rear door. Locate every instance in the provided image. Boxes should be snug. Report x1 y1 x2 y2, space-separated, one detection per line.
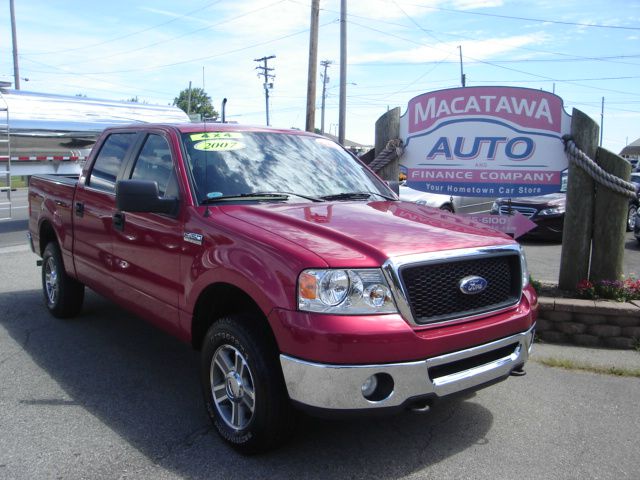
110 130 184 336
73 131 140 296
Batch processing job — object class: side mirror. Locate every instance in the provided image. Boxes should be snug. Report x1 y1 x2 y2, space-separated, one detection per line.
116 179 178 215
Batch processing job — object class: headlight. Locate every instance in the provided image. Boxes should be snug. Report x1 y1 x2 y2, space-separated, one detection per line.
298 269 397 314
490 202 499 214
538 206 564 216
519 246 530 288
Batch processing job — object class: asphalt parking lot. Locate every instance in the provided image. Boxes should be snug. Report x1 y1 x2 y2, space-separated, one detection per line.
1 245 640 479
1 190 640 479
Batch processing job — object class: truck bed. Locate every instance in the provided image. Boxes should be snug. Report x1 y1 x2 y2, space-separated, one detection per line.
28 174 79 269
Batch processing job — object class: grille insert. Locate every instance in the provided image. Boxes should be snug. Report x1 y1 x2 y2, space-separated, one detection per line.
400 254 521 324
428 343 519 380
498 205 537 218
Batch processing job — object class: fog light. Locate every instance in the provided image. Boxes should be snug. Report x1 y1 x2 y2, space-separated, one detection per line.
361 373 394 402
361 375 378 398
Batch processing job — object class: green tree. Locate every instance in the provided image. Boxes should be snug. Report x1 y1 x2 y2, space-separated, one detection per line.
174 87 218 120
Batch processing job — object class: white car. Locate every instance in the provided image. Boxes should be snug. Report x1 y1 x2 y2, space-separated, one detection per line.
399 184 494 214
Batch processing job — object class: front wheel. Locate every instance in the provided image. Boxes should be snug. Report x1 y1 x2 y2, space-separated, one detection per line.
42 242 84 318
627 204 637 232
201 315 293 454
439 204 454 213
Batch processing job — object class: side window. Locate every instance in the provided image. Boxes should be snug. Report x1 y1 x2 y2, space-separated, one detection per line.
89 133 137 193
130 134 178 198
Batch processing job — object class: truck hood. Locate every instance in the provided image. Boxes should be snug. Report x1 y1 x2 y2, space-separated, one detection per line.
221 201 514 267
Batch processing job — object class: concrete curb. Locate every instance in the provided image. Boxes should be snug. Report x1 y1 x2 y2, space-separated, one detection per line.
537 295 640 349
531 342 640 371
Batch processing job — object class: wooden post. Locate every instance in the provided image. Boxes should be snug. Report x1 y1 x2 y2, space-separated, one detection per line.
558 109 599 290
374 107 400 182
590 147 631 281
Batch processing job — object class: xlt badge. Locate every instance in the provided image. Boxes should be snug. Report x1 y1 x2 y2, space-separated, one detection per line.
184 232 204 245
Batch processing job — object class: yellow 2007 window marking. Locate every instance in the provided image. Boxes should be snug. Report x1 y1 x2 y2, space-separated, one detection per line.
193 140 245 151
190 132 243 141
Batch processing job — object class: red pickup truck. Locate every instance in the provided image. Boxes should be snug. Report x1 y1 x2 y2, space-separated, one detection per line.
28 123 537 453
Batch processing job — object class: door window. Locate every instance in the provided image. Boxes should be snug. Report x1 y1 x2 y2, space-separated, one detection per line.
89 133 138 192
130 134 178 198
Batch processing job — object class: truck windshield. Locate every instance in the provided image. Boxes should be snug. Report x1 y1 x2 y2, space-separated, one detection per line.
180 131 394 203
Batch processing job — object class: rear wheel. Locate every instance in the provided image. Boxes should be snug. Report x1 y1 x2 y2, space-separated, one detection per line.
201 314 293 454
42 242 84 318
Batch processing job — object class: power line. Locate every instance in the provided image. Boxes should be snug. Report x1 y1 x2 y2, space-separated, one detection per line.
408 3 640 31
298 0 640 68
349 54 640 67
19 56 178 98
54 21 335 76
24 0 224 56
44 0 288 69
348 19 640 98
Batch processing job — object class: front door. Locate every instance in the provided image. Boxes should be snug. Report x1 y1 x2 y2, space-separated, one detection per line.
111 132 183 336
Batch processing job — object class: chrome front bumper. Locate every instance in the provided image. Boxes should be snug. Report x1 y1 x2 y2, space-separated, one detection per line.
280 325 535 411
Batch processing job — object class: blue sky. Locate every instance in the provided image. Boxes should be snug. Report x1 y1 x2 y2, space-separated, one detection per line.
1 0 639 153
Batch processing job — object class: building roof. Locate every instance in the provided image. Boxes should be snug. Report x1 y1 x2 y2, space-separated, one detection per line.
320 132 372 150
620 138 640 157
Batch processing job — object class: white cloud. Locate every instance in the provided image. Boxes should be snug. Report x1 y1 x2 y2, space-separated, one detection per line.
351 33 546 64
450 0 504 10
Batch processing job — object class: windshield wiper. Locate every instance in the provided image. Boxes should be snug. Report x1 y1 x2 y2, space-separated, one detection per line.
201 191 322 204
255 191 323 202
320 191 397 201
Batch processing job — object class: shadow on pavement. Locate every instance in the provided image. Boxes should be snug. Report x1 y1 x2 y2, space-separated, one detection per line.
625 236 639 251
0 218 28 234
0 287 494 479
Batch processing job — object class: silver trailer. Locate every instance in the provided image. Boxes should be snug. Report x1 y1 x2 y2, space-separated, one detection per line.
0 86 189 219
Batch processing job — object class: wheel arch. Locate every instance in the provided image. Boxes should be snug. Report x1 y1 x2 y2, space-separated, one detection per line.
191 282 275 351
38 219 58 256
439 202 455 213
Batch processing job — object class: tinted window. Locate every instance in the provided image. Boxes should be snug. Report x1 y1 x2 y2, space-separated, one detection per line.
89 133 137 192
130 134 177 198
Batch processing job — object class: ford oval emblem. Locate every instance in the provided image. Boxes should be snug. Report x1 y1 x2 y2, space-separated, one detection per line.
459 275 488 295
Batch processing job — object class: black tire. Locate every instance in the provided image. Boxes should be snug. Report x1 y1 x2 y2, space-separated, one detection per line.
439 204 454 213
42 242 85 318
201 314 294 454
627 204 637 232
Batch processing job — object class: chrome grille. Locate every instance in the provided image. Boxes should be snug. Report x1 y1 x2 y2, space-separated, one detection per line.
398 253 522 325
498 205 537 218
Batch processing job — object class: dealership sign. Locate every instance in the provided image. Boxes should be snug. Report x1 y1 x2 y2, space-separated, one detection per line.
399 86 571 197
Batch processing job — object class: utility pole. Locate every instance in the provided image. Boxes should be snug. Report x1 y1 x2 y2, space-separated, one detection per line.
600 96 605 147
320 60 332 134
255 55 276 126
305 0 319 133
458 45 466 87
187 81 192 115
10 0 20 90
338 0 347 145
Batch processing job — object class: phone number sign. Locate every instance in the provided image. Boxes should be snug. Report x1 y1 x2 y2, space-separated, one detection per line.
399 86 571 197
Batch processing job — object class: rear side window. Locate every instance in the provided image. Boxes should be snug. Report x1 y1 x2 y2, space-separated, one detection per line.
89 133 137 192
130 134 178 198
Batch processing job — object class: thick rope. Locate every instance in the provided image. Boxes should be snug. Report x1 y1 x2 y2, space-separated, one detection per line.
368 139 403 173
562 135 637 199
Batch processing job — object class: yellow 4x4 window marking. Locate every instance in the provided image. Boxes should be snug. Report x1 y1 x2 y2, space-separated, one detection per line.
193 140 245 151
190 132 243 141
